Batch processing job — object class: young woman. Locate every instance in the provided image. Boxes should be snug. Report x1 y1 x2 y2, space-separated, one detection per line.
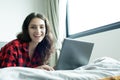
0 12 55 71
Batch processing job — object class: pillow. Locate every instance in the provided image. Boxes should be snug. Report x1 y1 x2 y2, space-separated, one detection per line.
0 42 7 49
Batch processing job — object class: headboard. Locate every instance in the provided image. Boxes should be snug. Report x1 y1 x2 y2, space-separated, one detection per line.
0 42 7 49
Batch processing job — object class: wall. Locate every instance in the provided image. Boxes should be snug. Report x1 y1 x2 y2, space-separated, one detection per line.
0 0 45 42
75 28 120 63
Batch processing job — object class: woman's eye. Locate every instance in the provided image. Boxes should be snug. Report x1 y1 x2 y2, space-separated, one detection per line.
31 26 36 29
40 25 45 29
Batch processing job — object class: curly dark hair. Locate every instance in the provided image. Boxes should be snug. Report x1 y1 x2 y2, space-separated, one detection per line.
17 12 55 64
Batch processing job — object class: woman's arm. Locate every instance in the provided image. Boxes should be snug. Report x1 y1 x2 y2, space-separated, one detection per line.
35 65 54 71
0 44 17 68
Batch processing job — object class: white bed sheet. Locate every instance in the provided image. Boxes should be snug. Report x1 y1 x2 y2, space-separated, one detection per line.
0 57 120 80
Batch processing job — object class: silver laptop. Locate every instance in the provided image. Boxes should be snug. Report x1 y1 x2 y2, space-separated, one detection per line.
55 38 94 70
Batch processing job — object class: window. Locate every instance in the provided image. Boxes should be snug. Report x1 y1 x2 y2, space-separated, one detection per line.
67 0 120 37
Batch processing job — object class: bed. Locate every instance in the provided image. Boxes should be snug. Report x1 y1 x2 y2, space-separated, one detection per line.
0 57 120 80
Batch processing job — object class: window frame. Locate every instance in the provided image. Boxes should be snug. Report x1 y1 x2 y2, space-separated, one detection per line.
67 21 120 38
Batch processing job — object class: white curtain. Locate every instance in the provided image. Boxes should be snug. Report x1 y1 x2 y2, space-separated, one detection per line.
45 0 59 66
44 0 67 66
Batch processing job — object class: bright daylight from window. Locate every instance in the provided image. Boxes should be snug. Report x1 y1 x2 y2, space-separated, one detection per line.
68 0 120 35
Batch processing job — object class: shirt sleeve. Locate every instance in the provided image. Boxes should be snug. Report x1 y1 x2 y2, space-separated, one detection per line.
0 44 17 68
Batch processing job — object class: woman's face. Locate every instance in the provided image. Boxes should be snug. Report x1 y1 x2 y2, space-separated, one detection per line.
28 17 46 44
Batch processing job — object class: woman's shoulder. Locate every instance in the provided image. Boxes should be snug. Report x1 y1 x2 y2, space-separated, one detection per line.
0 39 19 52
0 39 28 55
6 39 21 46
2 39 28 49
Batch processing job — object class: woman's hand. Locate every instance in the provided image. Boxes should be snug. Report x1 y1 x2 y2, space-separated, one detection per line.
35 65 54 71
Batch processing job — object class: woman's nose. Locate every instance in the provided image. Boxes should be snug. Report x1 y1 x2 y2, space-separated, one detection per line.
36 27 41 33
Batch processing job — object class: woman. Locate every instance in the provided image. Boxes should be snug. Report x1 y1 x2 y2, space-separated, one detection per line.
0 12 55 71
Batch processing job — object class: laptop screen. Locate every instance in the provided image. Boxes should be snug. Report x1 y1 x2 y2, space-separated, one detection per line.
55 38 94 70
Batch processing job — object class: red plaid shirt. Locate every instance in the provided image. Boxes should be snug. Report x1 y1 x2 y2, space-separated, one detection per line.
0 39 42 68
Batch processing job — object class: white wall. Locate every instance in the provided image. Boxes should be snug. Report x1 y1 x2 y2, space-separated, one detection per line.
75 28 120 63
0 0 45 42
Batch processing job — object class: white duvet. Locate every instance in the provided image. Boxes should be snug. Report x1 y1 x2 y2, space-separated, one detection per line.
0 57 120 80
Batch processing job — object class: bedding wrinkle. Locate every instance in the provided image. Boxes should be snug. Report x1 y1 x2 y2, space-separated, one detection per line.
0 57 120 80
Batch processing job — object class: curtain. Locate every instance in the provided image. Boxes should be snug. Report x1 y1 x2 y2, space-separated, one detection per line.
45 0 59 66
44 0 67 67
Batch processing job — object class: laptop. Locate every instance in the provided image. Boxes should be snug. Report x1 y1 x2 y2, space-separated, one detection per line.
55 38 94 70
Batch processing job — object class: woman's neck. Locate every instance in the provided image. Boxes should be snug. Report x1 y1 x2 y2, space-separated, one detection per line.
28 41 39 59
29 41 38 49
